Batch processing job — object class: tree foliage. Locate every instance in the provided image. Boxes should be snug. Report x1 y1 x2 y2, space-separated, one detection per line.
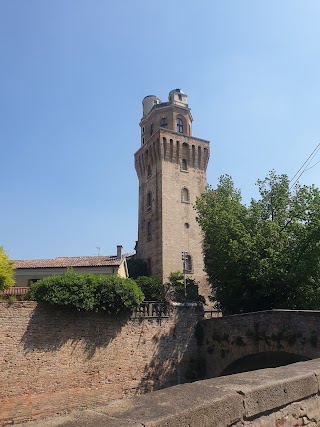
26 270 144 311
196 172 320 314
0 246 15 290
166 271 205 303
134 276 164 301
127 257 149 279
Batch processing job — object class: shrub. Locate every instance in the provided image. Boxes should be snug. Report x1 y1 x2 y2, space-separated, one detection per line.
134 276 165 301
26 269 144 312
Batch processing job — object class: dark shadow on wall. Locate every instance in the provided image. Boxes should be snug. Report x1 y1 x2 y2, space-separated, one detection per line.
21 302 130 359
136 305 202 394
221 351 310 376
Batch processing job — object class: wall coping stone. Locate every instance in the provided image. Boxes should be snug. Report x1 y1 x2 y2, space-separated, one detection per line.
13 359 320 427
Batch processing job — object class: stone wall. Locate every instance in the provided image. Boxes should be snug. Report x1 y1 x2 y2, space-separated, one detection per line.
0 301 199 426
198 310 320 377
12 359 320 427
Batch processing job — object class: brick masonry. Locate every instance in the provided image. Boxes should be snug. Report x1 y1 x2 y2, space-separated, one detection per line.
199 310 320 378
135 90 211 300
0 301 199 425
11 359 320 427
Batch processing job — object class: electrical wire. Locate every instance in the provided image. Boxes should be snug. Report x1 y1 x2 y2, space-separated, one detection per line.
290 143 320 189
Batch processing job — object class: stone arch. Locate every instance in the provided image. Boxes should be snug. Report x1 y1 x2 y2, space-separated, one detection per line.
221 351 310 376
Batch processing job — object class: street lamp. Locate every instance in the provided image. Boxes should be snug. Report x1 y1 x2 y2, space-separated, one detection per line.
181 251 188 299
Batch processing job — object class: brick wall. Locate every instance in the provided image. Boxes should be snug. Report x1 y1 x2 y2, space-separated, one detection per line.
12 359 320 427
199 310 320 378
0 302 199 425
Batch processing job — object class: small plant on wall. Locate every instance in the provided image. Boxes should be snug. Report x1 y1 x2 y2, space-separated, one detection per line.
25 269 145 312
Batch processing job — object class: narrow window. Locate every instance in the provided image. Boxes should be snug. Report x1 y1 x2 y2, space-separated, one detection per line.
142 137 145 145
160 117 167 128
147 221 152 241
150 123 154 136
181 187 190 203
176 118 183 133
185 255 192 273
147 192 152 210
142 127 145 133
181 158 188 171
147 164 151 177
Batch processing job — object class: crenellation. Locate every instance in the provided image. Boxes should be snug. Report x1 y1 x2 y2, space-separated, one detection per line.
135 90 210 295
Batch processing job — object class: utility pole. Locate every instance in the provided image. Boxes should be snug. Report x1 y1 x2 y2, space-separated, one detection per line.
181 251 188 299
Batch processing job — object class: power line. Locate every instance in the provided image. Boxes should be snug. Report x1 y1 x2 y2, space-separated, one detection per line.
290 142 320 189
304 159 320 172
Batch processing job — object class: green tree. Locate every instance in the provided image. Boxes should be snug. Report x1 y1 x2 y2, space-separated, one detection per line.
127 257 149 279
0 246 15 290
134 276 164 301
196 172 320 314
166 271 204 303
26 270 144 311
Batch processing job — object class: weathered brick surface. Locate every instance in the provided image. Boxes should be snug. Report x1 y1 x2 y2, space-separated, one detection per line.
0 301 198 425
11 360 320 427
200 310 320 377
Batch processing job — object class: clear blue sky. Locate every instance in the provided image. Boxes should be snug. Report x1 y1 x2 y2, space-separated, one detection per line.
1 0 320 260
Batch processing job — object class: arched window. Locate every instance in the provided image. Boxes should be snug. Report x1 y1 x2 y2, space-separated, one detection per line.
181 187 190 203
176 118 183 133
147 164 151 176
150 123 154 136
147 192 152 210
181 158 188 171
185 255 192 273
160 117 167 128
147 221 152 241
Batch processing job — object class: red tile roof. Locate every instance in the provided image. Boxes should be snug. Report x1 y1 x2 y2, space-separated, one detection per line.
14 256 122 269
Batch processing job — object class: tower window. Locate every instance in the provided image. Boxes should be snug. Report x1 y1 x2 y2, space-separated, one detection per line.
142 137 145 145
160 117 167 128
147 192 152 210
147 221 152 241
181 187 190 203
150 123 154 136
185 255 192 273
176 118 183 133
142 127 145 133
147 164 151 176
181 158 188 171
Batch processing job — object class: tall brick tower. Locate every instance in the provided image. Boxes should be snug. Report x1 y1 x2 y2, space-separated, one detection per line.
134 89 210 295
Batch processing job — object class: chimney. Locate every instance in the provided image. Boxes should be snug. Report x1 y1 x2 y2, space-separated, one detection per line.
117 245 123 259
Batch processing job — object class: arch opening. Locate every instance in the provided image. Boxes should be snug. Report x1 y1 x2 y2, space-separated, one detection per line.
221 351 310 377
